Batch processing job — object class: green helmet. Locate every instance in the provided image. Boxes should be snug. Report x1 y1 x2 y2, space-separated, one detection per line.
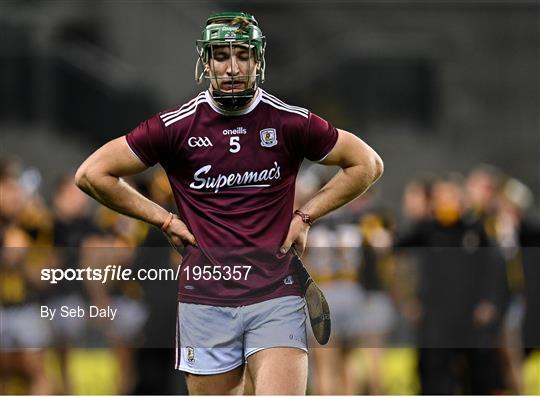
195 12 267 109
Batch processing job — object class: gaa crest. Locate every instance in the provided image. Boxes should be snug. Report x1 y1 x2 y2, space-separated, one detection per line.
186 346 195 364
260 128 277 147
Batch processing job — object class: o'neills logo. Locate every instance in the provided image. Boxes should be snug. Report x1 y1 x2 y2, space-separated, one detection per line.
222 127 247 135
190 162 281 193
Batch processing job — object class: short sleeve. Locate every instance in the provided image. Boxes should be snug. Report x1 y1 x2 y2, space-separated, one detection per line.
301 113 339 162
125 114 169 167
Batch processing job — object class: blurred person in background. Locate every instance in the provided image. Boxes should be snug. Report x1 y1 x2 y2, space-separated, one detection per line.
492 176 535 393
82 204 149 395
297 172 364 394
0 162 52 394
47 173 100 394
397 175 508 394
304 209 365 395
356 210 396 395
395 178 433 327
465 166 522 393
304 186 395 395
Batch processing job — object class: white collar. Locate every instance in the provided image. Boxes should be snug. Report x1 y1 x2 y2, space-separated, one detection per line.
204 88 261 116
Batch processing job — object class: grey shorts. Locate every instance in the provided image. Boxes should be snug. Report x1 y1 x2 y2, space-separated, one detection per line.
175 295 308 375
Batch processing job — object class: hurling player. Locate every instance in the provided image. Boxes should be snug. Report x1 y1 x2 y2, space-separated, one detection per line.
75 12 383 395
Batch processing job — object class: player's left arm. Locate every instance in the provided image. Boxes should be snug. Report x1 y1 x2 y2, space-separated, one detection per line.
280 129 383 255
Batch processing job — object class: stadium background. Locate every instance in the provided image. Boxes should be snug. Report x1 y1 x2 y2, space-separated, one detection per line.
1 0 539 395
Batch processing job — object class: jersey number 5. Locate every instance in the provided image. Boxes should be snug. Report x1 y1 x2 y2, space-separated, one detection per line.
229 136 241 153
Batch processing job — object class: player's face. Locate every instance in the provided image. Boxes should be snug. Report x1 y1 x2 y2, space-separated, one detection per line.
206 45 258 92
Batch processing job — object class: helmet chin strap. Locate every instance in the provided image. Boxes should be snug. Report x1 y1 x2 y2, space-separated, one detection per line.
211 87 256 110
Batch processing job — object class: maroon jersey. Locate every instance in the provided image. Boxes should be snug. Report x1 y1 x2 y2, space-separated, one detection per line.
126 89 338 306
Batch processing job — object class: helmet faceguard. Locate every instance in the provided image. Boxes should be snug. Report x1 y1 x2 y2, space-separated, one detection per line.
195 12 266 110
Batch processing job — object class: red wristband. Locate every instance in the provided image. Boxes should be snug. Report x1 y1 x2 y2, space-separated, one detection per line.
294 209 313 226
161 212 174 231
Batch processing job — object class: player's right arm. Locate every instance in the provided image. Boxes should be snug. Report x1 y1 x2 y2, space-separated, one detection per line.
75 137 196 247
